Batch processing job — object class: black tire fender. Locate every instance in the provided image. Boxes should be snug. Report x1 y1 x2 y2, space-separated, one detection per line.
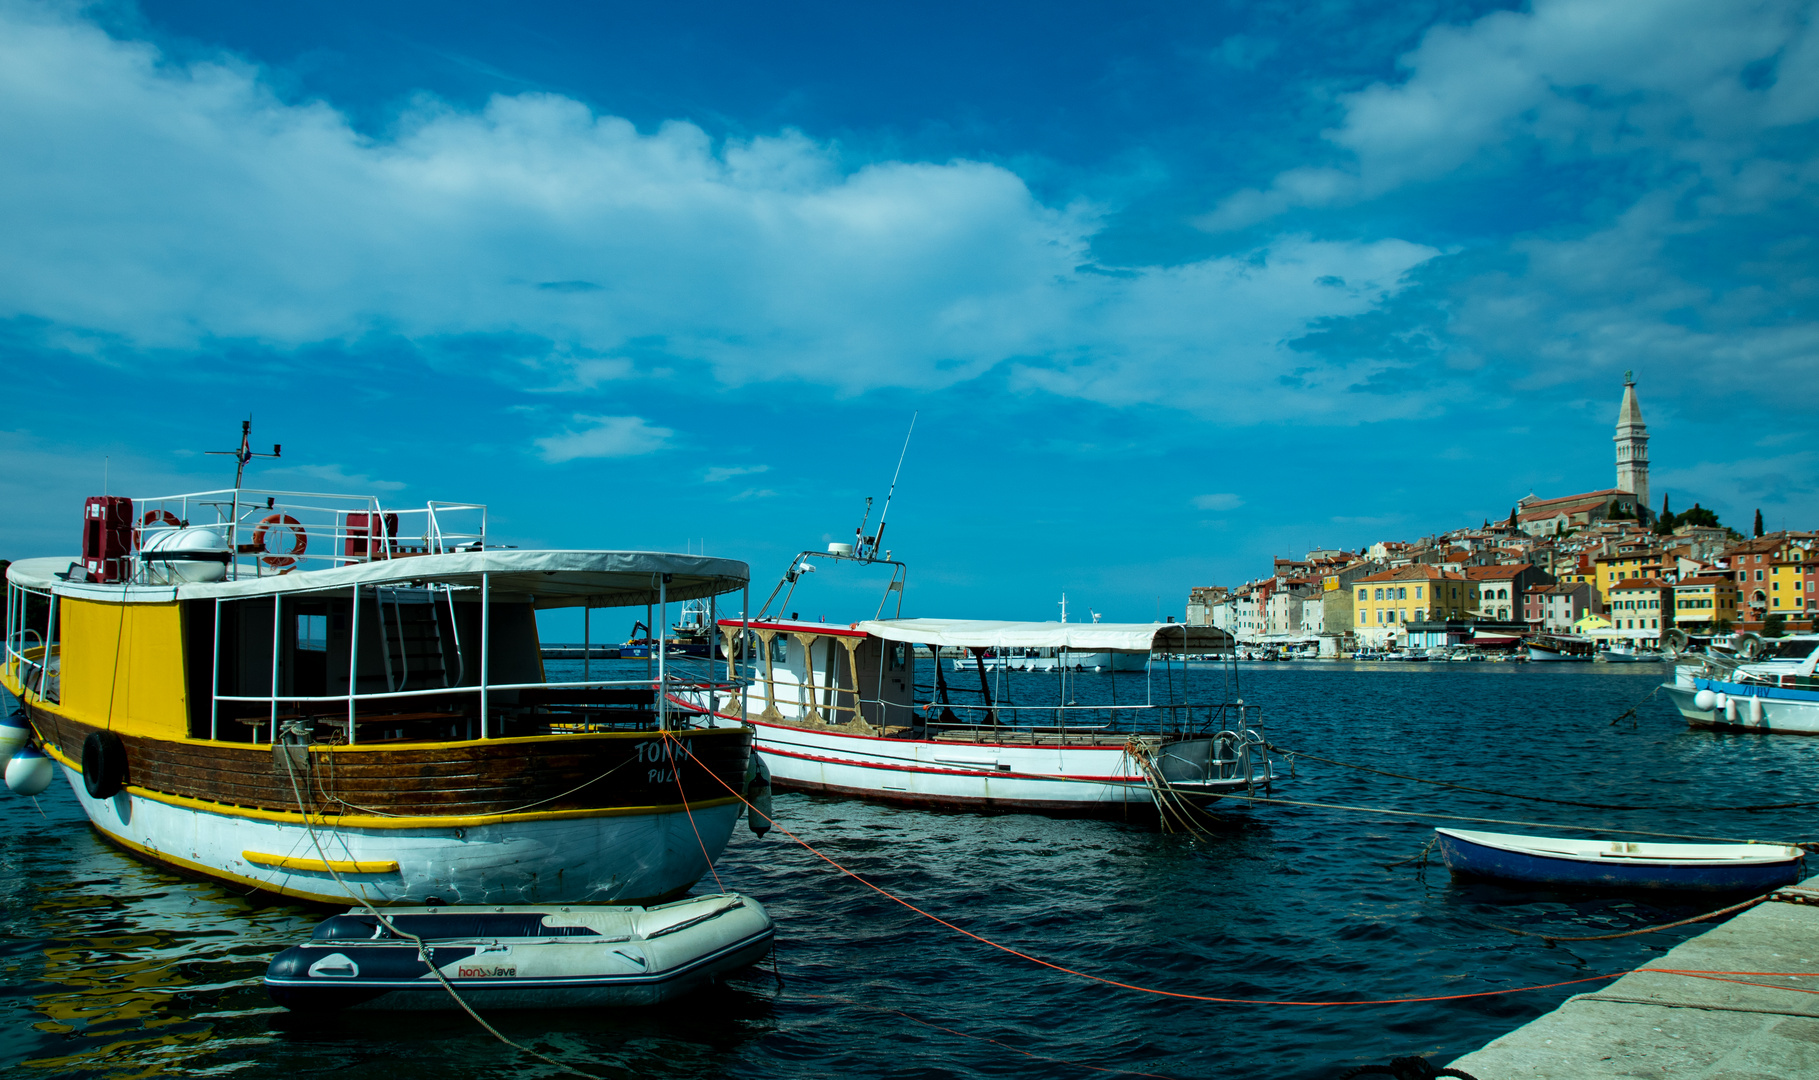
82 731 127 799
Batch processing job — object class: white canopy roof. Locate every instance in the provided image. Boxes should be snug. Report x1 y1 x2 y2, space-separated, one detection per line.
855 618 1231 652
6 551 747 610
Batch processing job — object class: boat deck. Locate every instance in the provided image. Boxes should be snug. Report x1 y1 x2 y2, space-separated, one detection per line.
1448 875 1819 1077
930 727 1156 747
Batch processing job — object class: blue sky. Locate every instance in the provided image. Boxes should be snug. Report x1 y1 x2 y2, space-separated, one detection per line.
1 0 1816 628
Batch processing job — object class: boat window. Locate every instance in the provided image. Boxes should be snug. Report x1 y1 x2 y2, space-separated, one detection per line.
297 613 327 652
770 636 789 663
891 642 907 670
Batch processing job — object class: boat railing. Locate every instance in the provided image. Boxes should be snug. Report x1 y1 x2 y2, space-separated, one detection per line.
126 488 488 581
210 673 746 743
914 699 1265 740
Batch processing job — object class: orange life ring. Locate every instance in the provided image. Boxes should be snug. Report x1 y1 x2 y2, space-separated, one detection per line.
134 508 184 549
252 513 307 568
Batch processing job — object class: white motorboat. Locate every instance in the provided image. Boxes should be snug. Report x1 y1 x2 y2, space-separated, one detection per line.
1661 632 1819 734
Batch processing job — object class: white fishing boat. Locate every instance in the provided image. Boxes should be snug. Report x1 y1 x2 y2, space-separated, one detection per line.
1 424 755 906
1661 631 1819 734
682 509 1274 816
1526 634 1595 662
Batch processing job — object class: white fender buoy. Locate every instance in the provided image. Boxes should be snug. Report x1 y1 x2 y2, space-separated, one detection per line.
0 713 31 756
1693 689 1717 712
1748 697 1765 725
1724 698 1739 724
6 746 54 796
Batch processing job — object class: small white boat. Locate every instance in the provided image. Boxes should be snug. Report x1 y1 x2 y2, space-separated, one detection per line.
265 892 774 1010
1527 634 1595 661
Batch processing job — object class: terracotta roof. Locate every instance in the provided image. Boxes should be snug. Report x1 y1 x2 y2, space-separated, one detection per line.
1610 578 1673 590
1517 489 1632 513
1357 565 1463 584
1676 576 1734 587
1464 564 1533 580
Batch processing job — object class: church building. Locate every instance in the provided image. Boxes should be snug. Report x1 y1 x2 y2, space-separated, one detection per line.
1515 374 1651 536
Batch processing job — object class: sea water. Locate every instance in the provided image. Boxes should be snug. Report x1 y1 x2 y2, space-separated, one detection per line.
5 662 1817 1079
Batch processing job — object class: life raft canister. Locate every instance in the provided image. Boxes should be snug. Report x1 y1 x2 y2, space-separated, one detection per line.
82 730 127 799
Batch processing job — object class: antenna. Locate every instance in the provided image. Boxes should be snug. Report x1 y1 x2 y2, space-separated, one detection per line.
869 412 916 558
205 418 281 490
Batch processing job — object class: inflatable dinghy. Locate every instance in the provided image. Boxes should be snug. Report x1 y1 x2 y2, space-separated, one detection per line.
265 892 773 1011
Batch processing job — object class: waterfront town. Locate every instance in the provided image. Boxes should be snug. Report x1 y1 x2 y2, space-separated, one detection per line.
1186 376 1817 656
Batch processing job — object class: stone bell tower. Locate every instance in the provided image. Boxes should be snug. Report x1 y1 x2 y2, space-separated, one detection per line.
1614 371 1649 515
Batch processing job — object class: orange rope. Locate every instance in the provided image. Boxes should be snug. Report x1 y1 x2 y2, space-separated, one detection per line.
678 737 1640 1006
664 730 724 893
673 728 1819 1007
1640 969 1819 993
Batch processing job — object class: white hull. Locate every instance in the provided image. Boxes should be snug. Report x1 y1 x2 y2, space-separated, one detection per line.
750 720 1265 812
1526 646 1591 662
1661 681 1819 735
59 764 739 906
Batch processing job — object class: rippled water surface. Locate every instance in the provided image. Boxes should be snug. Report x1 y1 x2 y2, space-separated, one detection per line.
7 662 1819 1079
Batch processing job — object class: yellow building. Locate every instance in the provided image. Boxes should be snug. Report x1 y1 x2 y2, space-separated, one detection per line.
1672 575 1737 629
1593 547 1668 604
1353 566 1469 638
1768 544 1813 615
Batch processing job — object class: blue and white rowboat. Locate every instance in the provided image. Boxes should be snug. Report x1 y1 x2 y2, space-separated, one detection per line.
1434 829 1805 893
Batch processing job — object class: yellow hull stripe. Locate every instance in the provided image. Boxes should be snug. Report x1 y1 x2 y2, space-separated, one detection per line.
243 850 400 875
97 830 389 907
36 740 740 828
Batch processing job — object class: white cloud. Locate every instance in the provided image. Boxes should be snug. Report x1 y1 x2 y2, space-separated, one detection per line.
271 463 406 492
0 2 1438 419
534 415 673 462
704 464 769 483
1202 0 1819 229
1192 493 1244 511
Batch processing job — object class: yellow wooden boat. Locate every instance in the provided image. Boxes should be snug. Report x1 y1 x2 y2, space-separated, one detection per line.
2 440 753 907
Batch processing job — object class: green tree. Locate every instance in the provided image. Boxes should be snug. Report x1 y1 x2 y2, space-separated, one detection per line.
1755 508 1765 537
1679 503 1720 529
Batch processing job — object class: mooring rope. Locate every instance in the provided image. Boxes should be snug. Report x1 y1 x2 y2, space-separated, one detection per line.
1197 789 1818 847
1483 894 1772 943
277 747 603 1080
1265 742 1819 813
668 733 1751 1007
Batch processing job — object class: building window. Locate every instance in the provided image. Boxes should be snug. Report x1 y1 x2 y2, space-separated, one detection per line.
1375 588 1383 601
1358 588 1367 601
1416 586 1423 599
1397 587 1407 600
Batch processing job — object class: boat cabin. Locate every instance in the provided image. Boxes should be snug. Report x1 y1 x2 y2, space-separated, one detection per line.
4 486 749 747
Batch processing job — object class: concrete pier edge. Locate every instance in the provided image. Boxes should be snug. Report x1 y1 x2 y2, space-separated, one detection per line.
1448 876 1819 1078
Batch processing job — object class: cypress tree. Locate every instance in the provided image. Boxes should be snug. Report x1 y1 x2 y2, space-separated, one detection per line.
1755 508 1765 537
